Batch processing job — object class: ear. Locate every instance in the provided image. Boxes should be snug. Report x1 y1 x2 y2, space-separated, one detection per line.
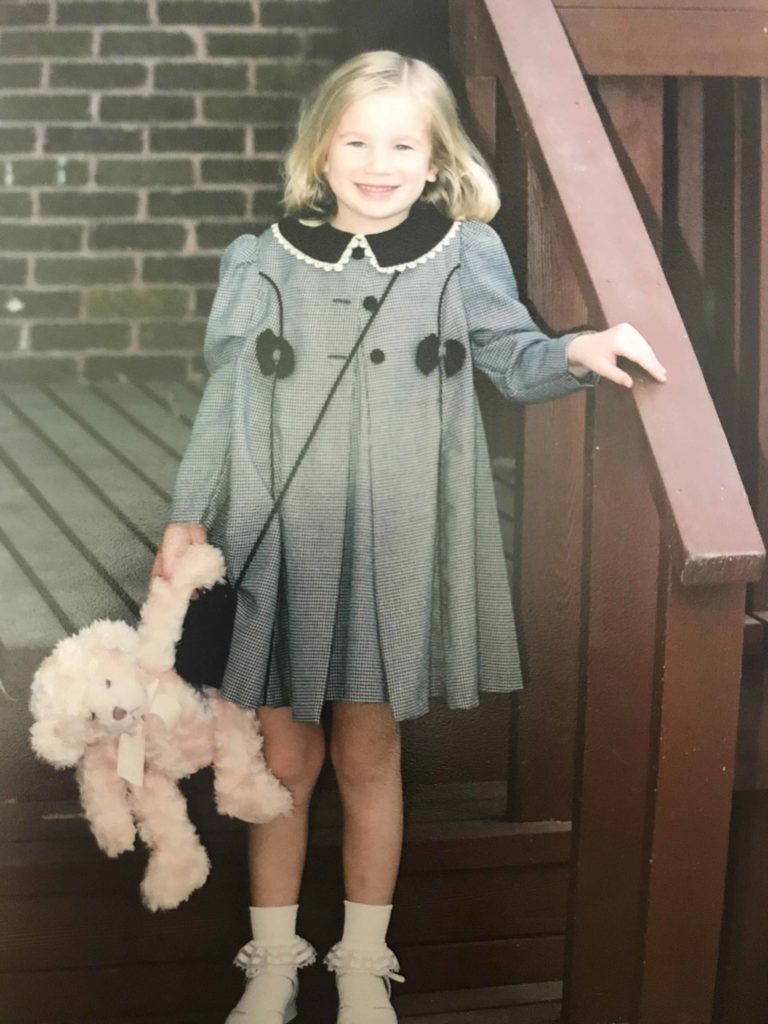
426 162 438 183
30 717 87 769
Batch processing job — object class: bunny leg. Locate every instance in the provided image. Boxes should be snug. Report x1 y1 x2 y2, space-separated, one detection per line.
209 694 294 824
128 768 210 911
77 743 136 857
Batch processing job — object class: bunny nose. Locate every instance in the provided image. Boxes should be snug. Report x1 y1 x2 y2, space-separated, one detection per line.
113 707 128 721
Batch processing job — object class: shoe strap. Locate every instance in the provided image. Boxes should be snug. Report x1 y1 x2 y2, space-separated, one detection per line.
323 941 405 987
234 936 316 979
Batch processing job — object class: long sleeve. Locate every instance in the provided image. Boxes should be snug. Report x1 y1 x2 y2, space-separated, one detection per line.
169 232 264 525
459 219 599 404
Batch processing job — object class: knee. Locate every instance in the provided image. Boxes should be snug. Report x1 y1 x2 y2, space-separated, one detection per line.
330 725 401 790
263 729 325 794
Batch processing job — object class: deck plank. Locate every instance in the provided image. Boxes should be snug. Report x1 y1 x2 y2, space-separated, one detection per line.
2 386 169 547
0 398 152 610
0 537 63 648
137 379 201 423
43 384 179 497
0 383 186 647
0 456 133 635
92 380 192 456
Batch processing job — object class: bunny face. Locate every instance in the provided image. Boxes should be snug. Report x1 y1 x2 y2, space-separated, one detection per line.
30 619 149 769
80 648 147 742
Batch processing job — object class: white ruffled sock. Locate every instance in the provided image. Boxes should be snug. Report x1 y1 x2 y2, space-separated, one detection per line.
251 904 299 945
331 901 400 1024
226 904 305 1024
341 900 392 947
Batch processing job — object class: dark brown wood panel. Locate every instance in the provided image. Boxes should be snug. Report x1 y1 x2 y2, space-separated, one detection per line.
593 76 664 253
665 77 707 389
0 943 565 1023
558 10 768 76
735 652 768 794
636 571 745 1022
562 389 660 1023
715 791 768 1024
400 936 564 990
515 166 589 823
747 80 768 611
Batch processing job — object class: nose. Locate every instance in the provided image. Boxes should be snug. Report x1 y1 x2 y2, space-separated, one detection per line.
365 146 393 174
113 707 128 721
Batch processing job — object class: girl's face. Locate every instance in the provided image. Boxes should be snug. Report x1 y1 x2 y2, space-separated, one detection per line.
322 87 438 235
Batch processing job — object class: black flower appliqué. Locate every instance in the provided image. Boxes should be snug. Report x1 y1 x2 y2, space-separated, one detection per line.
415 265 465 380
256 328 295 380
415 333 466 378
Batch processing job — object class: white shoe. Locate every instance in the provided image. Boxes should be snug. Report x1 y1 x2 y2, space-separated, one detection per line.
324 942 404 1024
225 936 316 1023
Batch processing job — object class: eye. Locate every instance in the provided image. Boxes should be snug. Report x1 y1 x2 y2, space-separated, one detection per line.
346 140 364 147
395 144 413 151
89 712 96 721
105 679 112 689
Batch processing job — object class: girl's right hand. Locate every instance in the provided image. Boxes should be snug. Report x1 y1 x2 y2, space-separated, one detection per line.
150 522 207 582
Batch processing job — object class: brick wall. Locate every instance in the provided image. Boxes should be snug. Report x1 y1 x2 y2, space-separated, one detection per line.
0 0 344 383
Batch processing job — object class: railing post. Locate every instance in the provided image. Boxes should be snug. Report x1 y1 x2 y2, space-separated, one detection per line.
563 381 746 1023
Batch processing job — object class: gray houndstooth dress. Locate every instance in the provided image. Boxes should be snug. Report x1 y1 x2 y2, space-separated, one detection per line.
169 202 598 723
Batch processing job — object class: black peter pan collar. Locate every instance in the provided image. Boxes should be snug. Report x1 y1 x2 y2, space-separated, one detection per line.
273 202 459 273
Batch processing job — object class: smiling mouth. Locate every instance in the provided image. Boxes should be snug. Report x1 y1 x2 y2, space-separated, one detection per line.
356 184 398 195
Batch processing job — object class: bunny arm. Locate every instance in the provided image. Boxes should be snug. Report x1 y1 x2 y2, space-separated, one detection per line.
136 543 226 672
210 694 293 824
127 766 210 912
143 677 214 780
77 741 136 857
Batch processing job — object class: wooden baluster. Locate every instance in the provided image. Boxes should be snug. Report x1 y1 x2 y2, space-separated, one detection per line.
563 386 661 1022
638 569 745 1023
715 77 768 1024
737 79 768 613
514 165 589 823
594 76 664 256
668 77 707 383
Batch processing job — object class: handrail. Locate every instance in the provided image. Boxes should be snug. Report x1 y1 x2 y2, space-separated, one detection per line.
461 0 765 586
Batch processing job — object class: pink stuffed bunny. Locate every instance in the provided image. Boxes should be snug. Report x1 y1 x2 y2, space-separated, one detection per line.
29 543 292 911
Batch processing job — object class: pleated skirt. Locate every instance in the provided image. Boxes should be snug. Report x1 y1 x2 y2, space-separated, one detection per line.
259 349 389 714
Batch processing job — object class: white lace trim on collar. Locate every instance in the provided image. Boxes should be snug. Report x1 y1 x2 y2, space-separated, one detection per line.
270 219 461 274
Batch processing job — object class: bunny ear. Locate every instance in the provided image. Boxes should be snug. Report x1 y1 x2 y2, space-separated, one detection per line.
30 717 86 769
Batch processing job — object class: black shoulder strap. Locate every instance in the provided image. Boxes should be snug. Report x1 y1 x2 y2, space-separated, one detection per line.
234 269 401 591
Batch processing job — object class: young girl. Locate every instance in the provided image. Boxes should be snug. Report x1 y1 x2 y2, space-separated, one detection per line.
152 50 666 1024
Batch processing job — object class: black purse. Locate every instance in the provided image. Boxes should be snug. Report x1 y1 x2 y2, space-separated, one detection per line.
173 270 401 690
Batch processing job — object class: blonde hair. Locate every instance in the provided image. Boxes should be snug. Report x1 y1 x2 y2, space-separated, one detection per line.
281 50 500 223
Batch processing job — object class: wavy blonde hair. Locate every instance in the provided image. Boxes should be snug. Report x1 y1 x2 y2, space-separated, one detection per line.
281 50 500 223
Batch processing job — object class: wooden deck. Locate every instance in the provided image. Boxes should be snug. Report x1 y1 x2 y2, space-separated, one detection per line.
0 379 197 650
0 380 516 652
0 380 560 1023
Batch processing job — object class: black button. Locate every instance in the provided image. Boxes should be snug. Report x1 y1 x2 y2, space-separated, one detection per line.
370 348 385 364
351 246 365 260
363 295 379 312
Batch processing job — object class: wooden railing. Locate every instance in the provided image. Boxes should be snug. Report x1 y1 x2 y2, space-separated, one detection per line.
450 1 765 1022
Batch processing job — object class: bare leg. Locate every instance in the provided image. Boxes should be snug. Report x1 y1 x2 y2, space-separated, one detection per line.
248 707 326 906
330 702 403 904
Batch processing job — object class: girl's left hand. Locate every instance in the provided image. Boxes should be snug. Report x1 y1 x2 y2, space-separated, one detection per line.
566 323 668 388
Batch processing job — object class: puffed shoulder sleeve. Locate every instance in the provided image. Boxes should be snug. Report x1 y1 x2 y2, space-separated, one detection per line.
459 220 599 403
169 232 264 525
